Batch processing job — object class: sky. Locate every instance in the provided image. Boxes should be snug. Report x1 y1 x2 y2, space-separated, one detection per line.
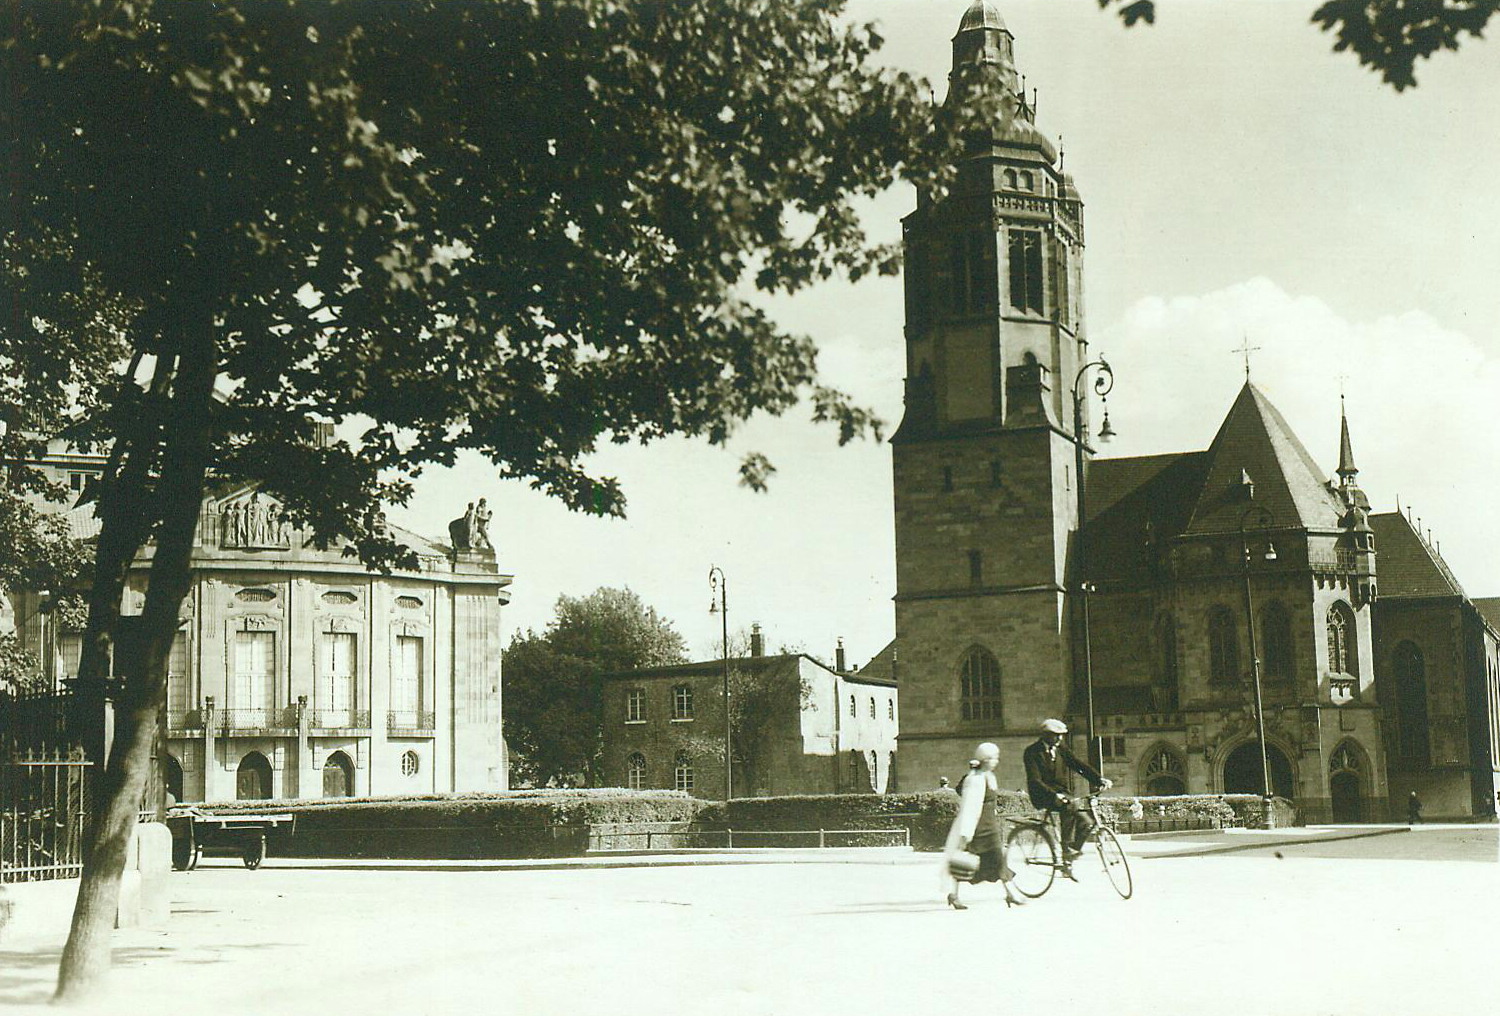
392 0 1500 666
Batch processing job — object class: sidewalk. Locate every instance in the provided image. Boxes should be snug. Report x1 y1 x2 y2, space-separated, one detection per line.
1126 823 1410 858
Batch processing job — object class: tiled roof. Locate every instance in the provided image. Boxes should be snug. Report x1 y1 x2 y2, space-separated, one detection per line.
62 502 103 541
604 652 896 687
1368 512 1465 599
857 640 898 683
1183 384 1346 537
1473 598 1500 632
1082 452 1207 583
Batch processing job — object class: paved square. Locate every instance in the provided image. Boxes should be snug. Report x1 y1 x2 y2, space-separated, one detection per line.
2 828 1494 1016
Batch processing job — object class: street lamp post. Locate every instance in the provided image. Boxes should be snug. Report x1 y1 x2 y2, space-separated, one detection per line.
1238 505 1278 813
708 566 731 801
1070 358 1115 771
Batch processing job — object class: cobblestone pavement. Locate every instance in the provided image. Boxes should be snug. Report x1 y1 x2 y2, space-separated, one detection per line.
2 827 1494 1016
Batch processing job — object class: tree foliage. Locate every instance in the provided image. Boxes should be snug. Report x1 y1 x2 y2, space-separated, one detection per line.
503 587 687 787
1100 0 1499 91
0 0 989 998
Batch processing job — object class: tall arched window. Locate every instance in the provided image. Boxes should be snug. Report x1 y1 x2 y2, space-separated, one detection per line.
1261 602 1293 680
1155 614 1179 709
673 751 694 792
1208 607 1239 682
1394 641 1429 764
627 752 647 791
1327 602 1356 675
959 647 1002 721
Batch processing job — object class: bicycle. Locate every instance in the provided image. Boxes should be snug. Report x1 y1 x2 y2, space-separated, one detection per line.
1003 793 1133 900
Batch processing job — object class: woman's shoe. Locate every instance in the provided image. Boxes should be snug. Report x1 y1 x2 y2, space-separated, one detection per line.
946 893 968 911
1003 886 1028 908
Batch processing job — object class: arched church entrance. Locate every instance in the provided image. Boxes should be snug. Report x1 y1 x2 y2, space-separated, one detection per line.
1222 741 1294 799
236 751 273 800
1329 771 1362 822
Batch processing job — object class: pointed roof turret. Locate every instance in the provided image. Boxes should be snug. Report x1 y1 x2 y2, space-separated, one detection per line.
1337 395 1358 480
1182 383 1346 537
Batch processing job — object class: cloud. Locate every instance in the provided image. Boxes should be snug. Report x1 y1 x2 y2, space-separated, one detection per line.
1096 277 1499 594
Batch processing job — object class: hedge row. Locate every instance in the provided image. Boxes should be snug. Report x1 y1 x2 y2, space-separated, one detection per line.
190 791 707 859
180 789 1295 859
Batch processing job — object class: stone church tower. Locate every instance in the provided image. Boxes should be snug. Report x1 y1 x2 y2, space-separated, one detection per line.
888 2 1498 820
892 1 1089 786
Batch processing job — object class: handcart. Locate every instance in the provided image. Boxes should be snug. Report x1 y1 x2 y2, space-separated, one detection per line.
166 807 295 871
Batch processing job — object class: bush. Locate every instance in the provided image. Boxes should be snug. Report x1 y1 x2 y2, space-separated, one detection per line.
190 790 707 859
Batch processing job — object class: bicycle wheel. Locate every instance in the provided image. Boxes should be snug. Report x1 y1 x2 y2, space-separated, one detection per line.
1004 823 1057 898
1095 828 1133 900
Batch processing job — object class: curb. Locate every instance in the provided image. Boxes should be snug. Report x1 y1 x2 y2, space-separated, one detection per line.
1139 825 1409 860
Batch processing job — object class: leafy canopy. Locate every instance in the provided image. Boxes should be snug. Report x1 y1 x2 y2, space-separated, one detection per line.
503 587 688 786
3 0 990 560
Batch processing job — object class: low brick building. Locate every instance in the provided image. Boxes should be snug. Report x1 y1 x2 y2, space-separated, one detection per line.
600 643 898 800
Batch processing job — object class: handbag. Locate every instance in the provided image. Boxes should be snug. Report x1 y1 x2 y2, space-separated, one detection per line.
947 849 981 881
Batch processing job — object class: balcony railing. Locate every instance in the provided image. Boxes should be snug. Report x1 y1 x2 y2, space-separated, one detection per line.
166 709 205 732
388 710 436 736
219 707 299 733
309 709 371 731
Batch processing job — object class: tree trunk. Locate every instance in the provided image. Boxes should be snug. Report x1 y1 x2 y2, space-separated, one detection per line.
54 330 216 1004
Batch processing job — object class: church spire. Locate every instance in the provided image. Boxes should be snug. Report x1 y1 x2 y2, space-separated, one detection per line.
1337 394 1358 481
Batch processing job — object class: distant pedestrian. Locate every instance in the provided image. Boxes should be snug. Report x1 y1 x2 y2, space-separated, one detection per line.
937 776 950 790
942 744 1024 911
1407 791 1422 825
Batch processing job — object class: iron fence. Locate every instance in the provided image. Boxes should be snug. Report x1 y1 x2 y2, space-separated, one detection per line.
587 825 911 851
1 750 92 883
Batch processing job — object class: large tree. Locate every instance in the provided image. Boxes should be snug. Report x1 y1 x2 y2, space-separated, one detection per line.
1 1 989 999
504 586 687 787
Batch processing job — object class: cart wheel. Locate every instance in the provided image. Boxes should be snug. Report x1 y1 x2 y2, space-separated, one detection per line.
171 833 193 871
243 834 266 870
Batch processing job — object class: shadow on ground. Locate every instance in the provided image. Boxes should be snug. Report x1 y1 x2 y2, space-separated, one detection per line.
0 943 295 1008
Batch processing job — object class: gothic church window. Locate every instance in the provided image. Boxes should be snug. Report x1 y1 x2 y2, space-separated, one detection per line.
1008 229 1044 314
942 465 954 492
1003 168 1018 188
627 752 647 790
960 647 1002 721
945 233 995 315
967 550 983 587
674 752 694 792
1155 614 1179 709
1326 602 1356 675
1208 607 1239 682
990 460 1003 487
1261 602 1294 680
1393 641 1429 764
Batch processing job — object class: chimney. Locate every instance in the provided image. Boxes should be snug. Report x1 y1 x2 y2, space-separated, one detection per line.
835 638 846 673
750 623 764 658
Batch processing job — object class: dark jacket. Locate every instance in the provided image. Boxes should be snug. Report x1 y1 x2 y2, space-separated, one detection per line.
1023 737 1103 810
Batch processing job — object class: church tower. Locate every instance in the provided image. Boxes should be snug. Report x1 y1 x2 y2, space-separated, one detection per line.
892 1 1089 786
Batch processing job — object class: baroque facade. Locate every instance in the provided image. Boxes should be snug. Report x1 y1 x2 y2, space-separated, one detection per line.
10 441 512 801
890 2 1499 821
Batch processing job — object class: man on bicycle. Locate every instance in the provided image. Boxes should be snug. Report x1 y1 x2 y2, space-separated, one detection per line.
1024 718 1111 875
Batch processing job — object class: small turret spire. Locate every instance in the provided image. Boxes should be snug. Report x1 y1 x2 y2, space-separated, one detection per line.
1337 394 1358 480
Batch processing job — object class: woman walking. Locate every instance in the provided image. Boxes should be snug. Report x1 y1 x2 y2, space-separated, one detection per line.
943 742 1024 910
